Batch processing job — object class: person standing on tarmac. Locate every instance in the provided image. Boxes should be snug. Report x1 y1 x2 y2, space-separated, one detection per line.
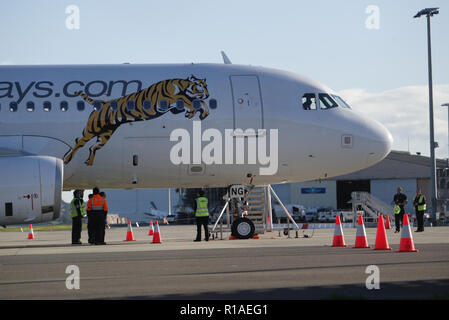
70 189 86 245
100 192 108 241
413 189 426 232
87 187 108 245
193 190 209 242
87 193 94 244
393 187 408 233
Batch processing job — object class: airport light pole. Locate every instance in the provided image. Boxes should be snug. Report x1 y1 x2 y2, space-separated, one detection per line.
414 8 439 224
443 103 449 159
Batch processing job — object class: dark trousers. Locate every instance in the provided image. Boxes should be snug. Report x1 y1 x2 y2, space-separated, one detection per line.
92 212 105 244
195 216 209 241
395 212 404 232
416 211 424 231
72 216 82 243
87 213 95 244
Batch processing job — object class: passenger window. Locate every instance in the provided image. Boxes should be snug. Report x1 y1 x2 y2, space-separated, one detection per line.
26 101 35 112
77 101 85 111
158 100 168 112
143 100 152 111
93 101 102 111
43 101 51 112
126 100 135 111
319 94 338 110
9 102 18 112
110 100 118 111
302 93 317 110
60 101 68 112
193 99 202 110
209 99 217 109
332 95 352 109
176 99 184 111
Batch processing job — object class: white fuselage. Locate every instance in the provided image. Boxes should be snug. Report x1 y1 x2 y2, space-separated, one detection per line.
0 63 392 225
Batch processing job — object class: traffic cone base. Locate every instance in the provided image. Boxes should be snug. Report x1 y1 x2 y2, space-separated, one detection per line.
332 216 346 247
398 214 418 252
229 235 238 240
398 239 418 252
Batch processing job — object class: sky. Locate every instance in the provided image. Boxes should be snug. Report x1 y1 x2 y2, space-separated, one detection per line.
1 0 448 160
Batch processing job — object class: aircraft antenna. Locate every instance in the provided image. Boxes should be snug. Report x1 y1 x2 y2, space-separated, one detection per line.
221 51 232 64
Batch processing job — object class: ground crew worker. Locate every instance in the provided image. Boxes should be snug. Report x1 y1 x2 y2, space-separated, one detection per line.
413 189 426 232
87 187 108 245
100 192 108 240
87 193 94 244
193 190 209 242
393 187 407 233
70 189 86 245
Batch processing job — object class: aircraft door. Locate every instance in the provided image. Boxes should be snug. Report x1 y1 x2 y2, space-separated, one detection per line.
230 75 263 131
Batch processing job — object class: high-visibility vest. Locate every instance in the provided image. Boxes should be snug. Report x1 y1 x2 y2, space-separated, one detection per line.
88 194 108 212
195 197 209 217
417 195 426 211
394 204 401 214
70 198 87 218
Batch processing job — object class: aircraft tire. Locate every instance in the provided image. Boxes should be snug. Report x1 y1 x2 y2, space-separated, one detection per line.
231 217 255 239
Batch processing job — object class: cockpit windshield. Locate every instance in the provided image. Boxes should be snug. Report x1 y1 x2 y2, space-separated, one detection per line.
302 93 352 110
331 95 352 109
302 93 317 110
318 93 338 110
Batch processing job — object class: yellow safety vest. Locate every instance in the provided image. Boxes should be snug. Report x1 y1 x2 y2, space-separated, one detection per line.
70 199 87 218
195 197 209 217
417 195 426 211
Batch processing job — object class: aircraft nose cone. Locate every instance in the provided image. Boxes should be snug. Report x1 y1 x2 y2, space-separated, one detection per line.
365 121 393 165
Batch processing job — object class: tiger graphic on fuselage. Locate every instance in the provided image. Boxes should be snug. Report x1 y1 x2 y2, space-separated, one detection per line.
64 75 210 166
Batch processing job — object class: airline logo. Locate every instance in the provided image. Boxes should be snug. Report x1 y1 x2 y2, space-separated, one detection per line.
63 75 211 166
0 80 143 104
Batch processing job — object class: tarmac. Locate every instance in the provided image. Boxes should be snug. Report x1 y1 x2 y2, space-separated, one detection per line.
0 224 448 299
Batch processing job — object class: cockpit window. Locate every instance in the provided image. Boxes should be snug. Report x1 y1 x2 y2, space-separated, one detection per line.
319 93 338 110
331 95 352 109
302 93 317 110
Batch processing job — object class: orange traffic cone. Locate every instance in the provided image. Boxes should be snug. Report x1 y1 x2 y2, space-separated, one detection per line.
124 221 136 241
152 220 162 244
385 215 391 229
27 224 35 240
374 215 391 250
332 216 346 247
148 220 154 236
398 214 418 252
353 215 370 248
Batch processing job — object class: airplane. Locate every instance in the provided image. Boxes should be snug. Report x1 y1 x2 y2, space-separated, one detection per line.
143 201 173 223
0 55 393 227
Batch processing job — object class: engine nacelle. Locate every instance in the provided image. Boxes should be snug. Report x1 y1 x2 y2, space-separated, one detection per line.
0 156 63 226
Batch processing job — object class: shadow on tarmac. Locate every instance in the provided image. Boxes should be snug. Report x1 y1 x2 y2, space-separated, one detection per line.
109 279 449 300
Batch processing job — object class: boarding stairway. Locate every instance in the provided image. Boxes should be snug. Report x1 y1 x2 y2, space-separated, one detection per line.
350 192 394 227
245 186 268 234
